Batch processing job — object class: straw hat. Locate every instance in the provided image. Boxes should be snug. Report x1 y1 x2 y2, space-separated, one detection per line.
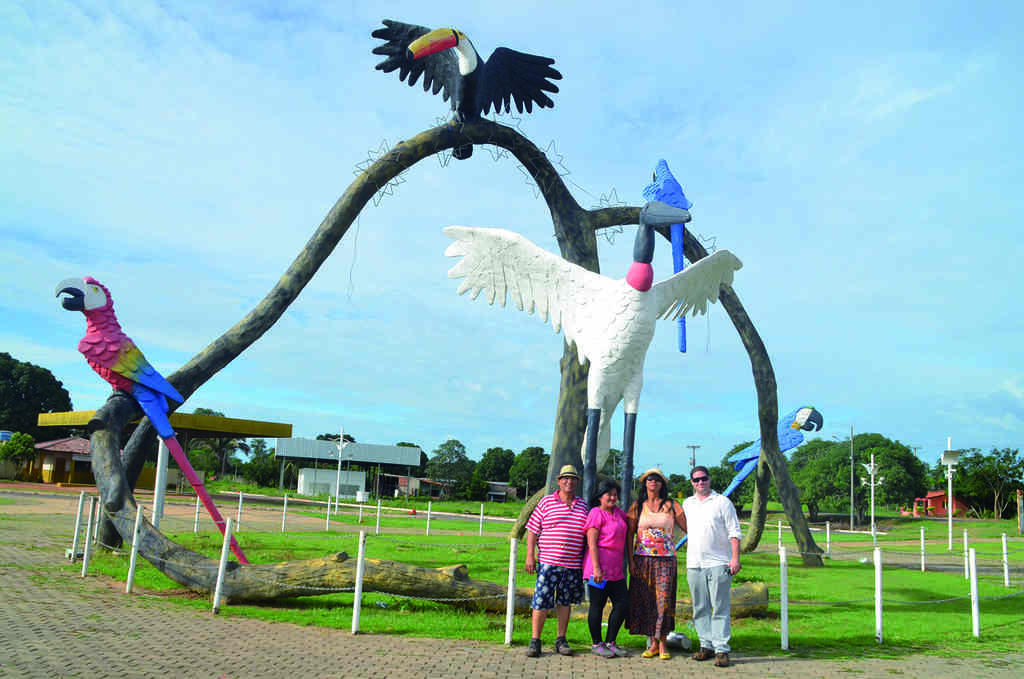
556 464 580 479
638 467 667 485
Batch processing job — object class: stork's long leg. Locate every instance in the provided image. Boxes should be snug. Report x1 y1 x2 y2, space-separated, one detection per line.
622 412 637 509
582 408 601 506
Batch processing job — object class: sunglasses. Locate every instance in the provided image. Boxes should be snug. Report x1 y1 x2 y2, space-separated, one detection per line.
691 476 709 483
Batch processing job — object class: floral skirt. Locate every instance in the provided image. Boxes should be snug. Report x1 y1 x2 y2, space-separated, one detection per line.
626 554 677 638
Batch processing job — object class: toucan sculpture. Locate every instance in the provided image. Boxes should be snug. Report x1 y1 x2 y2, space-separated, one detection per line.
674 405 823 549
56 277 248 564
444 202 742 505
371 19 562 159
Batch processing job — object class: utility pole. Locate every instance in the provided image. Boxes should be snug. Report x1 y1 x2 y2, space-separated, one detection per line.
686 444 701 470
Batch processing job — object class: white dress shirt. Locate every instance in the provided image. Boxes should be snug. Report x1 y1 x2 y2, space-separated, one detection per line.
683 490 742 569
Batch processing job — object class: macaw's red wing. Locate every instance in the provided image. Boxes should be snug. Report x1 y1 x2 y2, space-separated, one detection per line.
477 47 561 116
372 19 462 107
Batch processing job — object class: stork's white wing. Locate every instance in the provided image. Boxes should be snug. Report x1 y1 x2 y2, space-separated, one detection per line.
444 226 619 360
651 249 743 320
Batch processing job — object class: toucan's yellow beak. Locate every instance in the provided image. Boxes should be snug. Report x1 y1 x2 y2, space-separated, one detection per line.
408 28 459 60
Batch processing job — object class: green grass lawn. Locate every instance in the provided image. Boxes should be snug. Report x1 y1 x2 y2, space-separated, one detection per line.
73 523 1024 659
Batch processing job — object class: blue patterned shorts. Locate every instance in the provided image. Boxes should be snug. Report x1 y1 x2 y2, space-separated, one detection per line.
531 562 584 610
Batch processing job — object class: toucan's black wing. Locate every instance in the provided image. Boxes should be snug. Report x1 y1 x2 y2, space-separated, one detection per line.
476 47 562 116
371 19 461 109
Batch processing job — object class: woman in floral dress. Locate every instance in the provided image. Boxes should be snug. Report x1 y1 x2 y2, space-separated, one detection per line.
625 468 687 659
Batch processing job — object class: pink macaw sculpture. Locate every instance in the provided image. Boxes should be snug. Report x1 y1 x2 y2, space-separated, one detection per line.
56 276 248 564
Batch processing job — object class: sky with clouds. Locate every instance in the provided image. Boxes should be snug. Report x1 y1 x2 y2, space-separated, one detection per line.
3 0 1022 477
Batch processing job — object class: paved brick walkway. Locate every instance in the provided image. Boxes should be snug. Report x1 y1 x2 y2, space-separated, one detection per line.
1 489 1021 678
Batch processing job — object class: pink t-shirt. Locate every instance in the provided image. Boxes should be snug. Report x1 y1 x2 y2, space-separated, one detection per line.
582 506 629 581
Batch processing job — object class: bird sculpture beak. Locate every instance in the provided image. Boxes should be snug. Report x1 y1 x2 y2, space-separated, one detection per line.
408 28 459 60
55 278 85 311
639 200 691 228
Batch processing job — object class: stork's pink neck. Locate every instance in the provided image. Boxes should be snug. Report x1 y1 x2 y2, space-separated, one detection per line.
626 262 653 292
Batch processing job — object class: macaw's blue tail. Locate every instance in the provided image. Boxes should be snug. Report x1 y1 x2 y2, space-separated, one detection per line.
132 383 175 439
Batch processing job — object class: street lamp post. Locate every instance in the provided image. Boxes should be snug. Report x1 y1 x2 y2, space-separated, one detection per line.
861 452 885 546
849 426 855 531
941 437 959 551
335 428 347 501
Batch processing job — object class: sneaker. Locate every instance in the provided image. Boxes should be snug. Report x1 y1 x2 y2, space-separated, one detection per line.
525 638 541 658
590 643 614 658
554 637 573 656
605 642 630 658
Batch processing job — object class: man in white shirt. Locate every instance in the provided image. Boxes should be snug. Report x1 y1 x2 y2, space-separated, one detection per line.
682 465 742 668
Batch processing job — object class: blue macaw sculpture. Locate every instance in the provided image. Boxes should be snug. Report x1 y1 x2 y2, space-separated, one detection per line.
676 406 823 549
642 159 693 352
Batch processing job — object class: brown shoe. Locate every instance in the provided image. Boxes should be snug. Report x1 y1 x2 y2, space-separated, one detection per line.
714 652 730 667
692 647 715 661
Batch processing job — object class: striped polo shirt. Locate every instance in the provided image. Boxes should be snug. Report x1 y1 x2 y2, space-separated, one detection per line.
526 492 588 568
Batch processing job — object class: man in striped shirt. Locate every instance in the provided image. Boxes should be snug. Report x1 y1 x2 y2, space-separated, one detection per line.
524 464 589 658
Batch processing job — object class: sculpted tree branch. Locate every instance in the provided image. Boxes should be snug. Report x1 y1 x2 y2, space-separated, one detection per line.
92 119 816 592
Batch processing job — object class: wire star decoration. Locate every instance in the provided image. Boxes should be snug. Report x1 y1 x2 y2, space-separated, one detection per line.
589 189 627 244
352 139 408 206
516 140 571 199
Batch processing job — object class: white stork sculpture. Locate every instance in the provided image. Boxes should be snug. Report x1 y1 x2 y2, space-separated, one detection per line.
444 201 742 505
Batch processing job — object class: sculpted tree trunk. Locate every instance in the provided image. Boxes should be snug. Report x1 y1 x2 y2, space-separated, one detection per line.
91 119 819 587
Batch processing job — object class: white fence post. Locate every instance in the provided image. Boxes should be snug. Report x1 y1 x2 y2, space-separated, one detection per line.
326 495 332 532
920 527 926 572
873 546 883 644
70 491 86 563
375 499 382 536
212 517 234 614
358 502 364 524
479 503 485 537
825 521 830 557
777 520 782 549
352 530 367 635
963 529 969 579
779 546 789 650
193 495 201 534
281 493 288 532
236 492 244 533
504 538 518 645
80 497 98 577
126 505 144 594
426 501 432 536
153 439 168 530
969 547 980 638
1002 533 1010 587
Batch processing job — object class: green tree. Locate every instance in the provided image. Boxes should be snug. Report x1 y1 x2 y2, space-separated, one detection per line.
0 353 73 440
425 439 476 496
190 408 249 477
509 446 549 496
0 432 37 468
951 448 1024 518
791 434 929 522
186 445 219 475
464 468 490 501
599 447 622 478
477 447 515 482
241 438 279 487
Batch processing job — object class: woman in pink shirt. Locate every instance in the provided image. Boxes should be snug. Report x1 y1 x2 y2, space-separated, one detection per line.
583 478 631 658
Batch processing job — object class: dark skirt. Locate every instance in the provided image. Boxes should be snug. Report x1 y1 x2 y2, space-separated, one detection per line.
626 554 677 638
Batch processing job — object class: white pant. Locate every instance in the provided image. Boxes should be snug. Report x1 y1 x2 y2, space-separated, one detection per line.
687 565 732 653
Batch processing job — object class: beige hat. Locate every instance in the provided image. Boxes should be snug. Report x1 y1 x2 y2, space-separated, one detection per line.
638 467 667 485
557 464 580 479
